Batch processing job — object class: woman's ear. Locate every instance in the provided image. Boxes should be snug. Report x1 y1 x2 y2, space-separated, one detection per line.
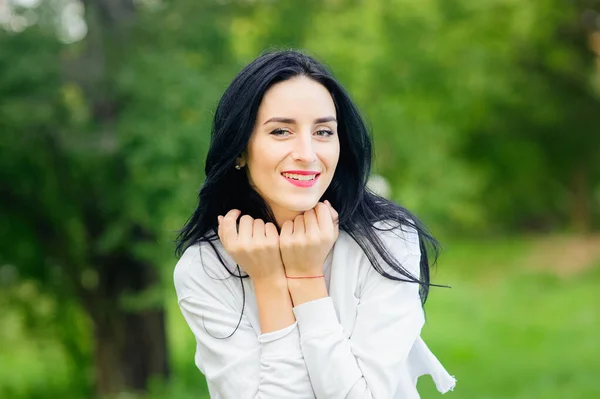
236 152 247 168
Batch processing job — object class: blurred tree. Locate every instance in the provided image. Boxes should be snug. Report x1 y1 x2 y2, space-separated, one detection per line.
458 0 600 232
0 20 94 395
1 0 170 394
1 0 240 395
2 0 600 396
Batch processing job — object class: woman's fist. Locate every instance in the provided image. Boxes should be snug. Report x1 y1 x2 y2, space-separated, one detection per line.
217 210 285 282
279 201 339 277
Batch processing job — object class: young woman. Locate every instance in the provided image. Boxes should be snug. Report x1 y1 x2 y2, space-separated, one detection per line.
174 50 456 398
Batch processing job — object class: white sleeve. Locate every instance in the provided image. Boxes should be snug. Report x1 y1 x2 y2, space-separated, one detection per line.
293 226 425 398
174 246 315 399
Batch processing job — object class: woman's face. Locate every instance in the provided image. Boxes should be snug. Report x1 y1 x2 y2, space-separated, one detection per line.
241 76 340 227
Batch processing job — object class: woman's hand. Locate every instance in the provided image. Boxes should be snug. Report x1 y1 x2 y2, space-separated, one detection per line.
280 201 339 277
217 209 285 283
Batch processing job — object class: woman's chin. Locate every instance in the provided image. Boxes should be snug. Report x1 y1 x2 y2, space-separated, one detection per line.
268 196 324 222
287 200 320 213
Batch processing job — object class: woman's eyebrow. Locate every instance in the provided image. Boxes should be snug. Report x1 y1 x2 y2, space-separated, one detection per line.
315 116 337 124
263 116 337 125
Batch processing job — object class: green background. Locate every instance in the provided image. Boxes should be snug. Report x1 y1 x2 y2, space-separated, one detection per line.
1 0 599 398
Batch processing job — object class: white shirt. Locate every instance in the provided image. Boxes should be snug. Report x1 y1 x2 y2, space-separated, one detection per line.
174 223 456 398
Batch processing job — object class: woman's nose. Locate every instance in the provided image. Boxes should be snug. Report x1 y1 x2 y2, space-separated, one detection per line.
291 134 317 164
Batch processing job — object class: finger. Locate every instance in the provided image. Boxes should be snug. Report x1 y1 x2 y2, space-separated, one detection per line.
293 214 305 236
324 201 339 238
280 220 293 240
224 209 242 224
253 218 266 239
238 215 254 242
217 215 223 236
315 203 333 235
220 209 241 244
324 200 339 224
265 222 279 241
304 208 319 236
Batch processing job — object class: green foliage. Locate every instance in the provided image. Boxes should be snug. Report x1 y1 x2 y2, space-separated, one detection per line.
1 0 600 397
225 0 600 232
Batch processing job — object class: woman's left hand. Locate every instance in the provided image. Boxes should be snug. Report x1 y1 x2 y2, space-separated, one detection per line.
279 201 339 277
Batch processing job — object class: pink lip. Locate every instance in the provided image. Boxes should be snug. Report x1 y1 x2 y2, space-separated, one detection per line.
281 170 320 175
281 171 320 188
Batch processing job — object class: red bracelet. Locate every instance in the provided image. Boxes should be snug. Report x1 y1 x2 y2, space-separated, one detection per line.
285 274 325 279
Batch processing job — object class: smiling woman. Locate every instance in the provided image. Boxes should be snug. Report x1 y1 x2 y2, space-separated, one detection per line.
174 50 456 398
240 76 340 226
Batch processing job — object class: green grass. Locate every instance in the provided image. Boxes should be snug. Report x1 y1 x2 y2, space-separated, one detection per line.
2 235 599 398
416 237 600 398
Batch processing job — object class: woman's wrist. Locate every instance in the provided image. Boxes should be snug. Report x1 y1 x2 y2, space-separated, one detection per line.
253 274 295 333
252 273 288 292
287 277 328 307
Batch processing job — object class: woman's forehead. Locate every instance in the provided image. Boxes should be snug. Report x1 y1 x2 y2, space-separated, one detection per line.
257 77 336 121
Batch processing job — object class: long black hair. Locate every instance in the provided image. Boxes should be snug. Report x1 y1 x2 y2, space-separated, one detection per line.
176 49 440 305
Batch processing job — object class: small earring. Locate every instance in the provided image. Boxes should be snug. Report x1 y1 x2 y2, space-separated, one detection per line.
235 164 242 170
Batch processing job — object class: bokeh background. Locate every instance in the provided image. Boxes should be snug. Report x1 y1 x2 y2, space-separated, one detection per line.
1 0 599 398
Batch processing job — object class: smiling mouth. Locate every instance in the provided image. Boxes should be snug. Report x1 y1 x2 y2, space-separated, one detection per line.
281 172 320 181
281 172 321 187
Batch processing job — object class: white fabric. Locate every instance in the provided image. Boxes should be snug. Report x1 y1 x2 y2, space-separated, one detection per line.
174 223 456 398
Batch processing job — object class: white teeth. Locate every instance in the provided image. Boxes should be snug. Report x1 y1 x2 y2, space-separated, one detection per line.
282 173 317 181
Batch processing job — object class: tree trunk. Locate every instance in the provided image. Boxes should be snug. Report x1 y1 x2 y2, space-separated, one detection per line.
93 308 169 396
569 162 592 233
67 1 171 394
91 255 169 397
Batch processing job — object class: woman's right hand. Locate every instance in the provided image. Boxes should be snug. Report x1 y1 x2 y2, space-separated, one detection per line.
217 209 285 282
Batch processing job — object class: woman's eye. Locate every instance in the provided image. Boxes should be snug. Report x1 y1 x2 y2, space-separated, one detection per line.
270 128 290 136
316 129 334 137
